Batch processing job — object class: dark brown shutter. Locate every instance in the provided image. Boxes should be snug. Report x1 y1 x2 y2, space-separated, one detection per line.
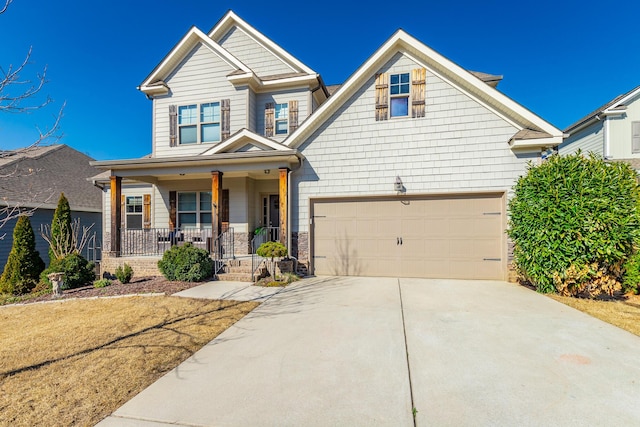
375 73 388 121
288 100 299 134
411 68 426 118
633 121 640 153
169 191 177 230
169 105 177 147
221 99 230 141
265 102 275 137
121 195 126 230
143 194 151 229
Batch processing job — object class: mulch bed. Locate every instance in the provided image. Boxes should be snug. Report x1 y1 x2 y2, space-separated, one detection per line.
22 277 206 304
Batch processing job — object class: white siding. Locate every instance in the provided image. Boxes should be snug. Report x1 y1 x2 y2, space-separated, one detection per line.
153 43 247 158
558 121 604 157
218 26 294 77
610 93 640 159
248 89 257 133
293 53 531 233
104 185 154 228
256 89 309 143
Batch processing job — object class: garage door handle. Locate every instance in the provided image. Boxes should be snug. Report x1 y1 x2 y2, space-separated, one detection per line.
483 258 501 261
397 237 403 245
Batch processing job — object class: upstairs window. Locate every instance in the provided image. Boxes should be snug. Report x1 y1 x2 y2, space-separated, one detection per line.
275 103 289 135
176 102 222 145
633 121 640 153
389 73 410 117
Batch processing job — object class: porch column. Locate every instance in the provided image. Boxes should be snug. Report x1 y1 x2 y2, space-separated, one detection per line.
279 168 288 246
211 171 223 239
110 175 122 256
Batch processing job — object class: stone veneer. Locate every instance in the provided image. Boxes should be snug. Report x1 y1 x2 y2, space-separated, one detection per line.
291 232 309 274
101 253 162 277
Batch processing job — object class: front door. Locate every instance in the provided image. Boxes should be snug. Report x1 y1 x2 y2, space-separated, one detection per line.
269 194 280 241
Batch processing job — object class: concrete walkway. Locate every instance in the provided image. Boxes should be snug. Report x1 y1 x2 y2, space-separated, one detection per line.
98 277 640 426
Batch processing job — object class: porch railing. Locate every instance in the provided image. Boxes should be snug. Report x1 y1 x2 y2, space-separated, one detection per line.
250 227 280 281
120 228 214 256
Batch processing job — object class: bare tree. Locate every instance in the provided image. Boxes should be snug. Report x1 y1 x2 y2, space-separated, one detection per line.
0 0 64 236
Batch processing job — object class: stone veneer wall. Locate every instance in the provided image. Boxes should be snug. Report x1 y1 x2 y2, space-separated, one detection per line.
101 253 162 277
233 232 251 255
291 232 309 275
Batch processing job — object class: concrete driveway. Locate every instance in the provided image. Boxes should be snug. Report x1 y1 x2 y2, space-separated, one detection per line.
99 277 640 426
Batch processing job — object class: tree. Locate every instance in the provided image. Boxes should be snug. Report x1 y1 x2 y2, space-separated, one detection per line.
507 153 640 297
0 0 64 236
47 193 73 262
0 214 45 294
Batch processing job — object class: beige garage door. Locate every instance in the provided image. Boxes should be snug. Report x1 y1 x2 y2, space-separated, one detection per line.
311 194 505 280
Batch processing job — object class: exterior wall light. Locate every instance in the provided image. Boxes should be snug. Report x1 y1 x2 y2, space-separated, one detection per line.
264 169 271 174
395 176 405 194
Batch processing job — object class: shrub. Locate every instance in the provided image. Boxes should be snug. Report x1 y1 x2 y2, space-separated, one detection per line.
49 193 73 262
157 243 214 282
115 263 133 284
508 153 640 297
0 215 45 295
256 241 288 259
41 253 95 289
623 250 640 294
94 279 112 288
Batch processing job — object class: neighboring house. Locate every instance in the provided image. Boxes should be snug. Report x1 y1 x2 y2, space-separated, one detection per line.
0 144 103 269
91 11 563 281
559 85 640 168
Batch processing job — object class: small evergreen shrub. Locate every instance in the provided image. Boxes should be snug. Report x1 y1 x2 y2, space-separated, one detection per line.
41 253 95 289
623 250 640 294
93 278 112 288
0 215 45 295
157 242 214 282
49 193 73 262
256 241 287 259
508 153 640 297
115 263 133 284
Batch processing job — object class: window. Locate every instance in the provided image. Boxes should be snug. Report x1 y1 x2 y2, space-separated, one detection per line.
633 121 640 153
389 73 410 117
126 196 143 229
275 103 288 135
178 102 220 145
178 192 212 229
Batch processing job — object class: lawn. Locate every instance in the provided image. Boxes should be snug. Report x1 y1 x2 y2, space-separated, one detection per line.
0 296 258 426
548 293 640 337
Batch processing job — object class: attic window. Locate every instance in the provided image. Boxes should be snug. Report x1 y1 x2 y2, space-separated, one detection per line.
390 73 410 117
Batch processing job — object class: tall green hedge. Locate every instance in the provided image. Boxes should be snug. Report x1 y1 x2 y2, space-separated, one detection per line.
0 215 45 295
507 153 640 296
49 193 73 262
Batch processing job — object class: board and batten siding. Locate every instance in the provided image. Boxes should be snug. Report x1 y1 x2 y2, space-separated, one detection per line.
558 121 604 157
153 43 248 158
256 89 309 143
217 26 295 77
292 52 535 234
609 93 640 159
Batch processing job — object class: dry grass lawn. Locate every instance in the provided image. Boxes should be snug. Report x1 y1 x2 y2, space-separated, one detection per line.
0 296 258 426
548 293 640 337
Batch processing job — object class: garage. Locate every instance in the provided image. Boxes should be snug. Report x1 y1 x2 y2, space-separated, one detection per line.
310 193 506 280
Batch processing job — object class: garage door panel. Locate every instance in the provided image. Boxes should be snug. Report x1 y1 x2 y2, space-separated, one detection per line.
312 195 504 280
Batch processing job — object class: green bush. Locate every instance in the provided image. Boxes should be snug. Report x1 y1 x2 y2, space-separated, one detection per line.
0 215 45 295
49 193 73 262
508 153 640 296
94 279 112 288
256 241 287 259
623 250 640 294
41 253 95 289
115 263 133 284
157 243 214 282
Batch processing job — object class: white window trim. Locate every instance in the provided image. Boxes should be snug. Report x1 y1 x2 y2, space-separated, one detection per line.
389 72 411 118
177 191 213 229
125 196 143 229
275 102 289 135
178 102 221 145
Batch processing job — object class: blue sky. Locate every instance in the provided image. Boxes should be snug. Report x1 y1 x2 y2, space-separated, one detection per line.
1 0 639 160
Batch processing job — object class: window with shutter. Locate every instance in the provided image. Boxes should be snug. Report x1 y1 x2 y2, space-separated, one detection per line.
143 194 151 229
375 73 389 121
411 68 426 118
125 196 143 229
221 99 231 141
169 105 177 147
265 102 275 137
632 121 640 153
289 100 299 134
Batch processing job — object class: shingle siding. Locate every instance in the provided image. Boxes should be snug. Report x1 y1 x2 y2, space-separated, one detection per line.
218 26 294 77
559 121 604 157
293 53 530 233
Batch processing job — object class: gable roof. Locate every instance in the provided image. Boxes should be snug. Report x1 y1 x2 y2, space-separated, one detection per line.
285 29 563 149
208 10 316 76
200 129 291 155
138 26 251 96
0 144 102 212
564 85 640 134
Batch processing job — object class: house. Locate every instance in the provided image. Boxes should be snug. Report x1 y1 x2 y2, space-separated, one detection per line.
559 85 640 168
91 11 563 281
0 144 103 269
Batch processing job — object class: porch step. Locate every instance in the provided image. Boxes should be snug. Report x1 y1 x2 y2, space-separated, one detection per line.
215 272 254 282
